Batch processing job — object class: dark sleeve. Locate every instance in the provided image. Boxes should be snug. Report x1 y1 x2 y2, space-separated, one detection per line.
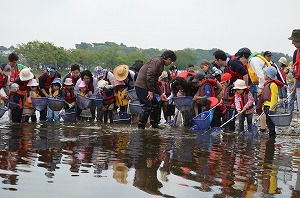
229 60 248 76
61 89 66 99
39 73 46 89
13 77 22 85
57 72 61 78
293 49 297 64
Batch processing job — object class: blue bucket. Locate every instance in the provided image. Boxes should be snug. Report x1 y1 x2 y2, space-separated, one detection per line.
31 97 48 111
193 111 211 131
48 97 65 111
113 111 131 124
173 96 193 111
0 106 8 118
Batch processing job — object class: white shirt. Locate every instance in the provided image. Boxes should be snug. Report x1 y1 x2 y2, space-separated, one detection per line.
249 57 266 89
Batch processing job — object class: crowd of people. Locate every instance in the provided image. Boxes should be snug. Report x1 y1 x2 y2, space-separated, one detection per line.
1 29 300 139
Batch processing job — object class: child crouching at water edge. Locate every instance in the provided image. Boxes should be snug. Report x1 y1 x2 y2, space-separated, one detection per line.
23 79 40 123
262 67 279 138
233 79 254 132
48 78 62 122
78 81 92 121
9 83 24 123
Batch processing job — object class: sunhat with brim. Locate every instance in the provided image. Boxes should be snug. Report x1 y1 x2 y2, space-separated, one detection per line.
78 81 87 88
20 68 34 81
207 97 219 108
51 78 62 87
220 73 232 83
27 79 39 87
114 80 125 87
278 57 288 65
97 79 108 89
263 66 277 80
64 78 73 86
288 29 300 42
113 65 129 81
233 79 248 90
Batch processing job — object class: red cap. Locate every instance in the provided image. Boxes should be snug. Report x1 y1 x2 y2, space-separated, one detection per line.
221 73 232 83
208 97 219 108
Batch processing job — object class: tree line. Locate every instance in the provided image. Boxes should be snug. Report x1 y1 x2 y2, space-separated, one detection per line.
0 41 293 70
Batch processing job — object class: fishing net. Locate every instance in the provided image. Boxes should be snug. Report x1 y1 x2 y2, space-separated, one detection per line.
31 97 48 111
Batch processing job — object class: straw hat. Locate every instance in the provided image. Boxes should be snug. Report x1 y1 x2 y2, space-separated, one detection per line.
113 163 129 184
27 79 39 87
20 68 34 81
233 79 247 90
114 79 125 87
64 78 73 86
113 65 129 81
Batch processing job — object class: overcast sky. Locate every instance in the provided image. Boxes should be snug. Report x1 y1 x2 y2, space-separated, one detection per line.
1 0 299 55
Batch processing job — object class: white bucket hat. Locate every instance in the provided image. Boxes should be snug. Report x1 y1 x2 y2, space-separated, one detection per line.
233 79 247 90
20 68 34 81
64 78 73 86
27 79 39 87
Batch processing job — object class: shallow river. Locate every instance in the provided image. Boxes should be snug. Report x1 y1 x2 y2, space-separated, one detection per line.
1 115 300 198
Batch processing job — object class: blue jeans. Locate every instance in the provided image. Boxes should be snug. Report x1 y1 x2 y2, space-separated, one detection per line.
47 106 60 122
249 83 258 105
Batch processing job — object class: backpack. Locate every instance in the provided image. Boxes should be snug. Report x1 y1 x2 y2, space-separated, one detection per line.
248 52 271 84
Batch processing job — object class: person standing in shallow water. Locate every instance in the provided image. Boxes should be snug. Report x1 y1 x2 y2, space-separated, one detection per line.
134 50 177 129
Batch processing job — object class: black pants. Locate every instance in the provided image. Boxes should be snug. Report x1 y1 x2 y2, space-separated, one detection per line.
40 107 47 121
135 87 160 129
24 115 37 123
264 106 276 137
238 113 253 132
12 109 23 123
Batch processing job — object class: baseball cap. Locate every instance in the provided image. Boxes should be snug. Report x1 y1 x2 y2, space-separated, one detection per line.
191 73 205 83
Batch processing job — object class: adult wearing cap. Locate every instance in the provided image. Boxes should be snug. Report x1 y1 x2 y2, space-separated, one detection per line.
14 68 35 93
38 64 61 121
214 48 249 85
113 64 136 90
191 73 222 116
135 50 177 129
61 78 76 110
63 64 81 85
289 29 300 113
94 66 115 89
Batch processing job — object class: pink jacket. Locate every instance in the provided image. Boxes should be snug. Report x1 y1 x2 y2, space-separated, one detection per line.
234 91 255 114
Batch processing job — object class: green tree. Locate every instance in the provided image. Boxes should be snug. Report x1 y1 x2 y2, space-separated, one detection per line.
174 50 197 70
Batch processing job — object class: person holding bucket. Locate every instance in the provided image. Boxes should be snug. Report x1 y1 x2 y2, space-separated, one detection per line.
135 50 176 129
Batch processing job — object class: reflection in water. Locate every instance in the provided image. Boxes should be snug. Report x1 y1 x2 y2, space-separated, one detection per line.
0 122 300 197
